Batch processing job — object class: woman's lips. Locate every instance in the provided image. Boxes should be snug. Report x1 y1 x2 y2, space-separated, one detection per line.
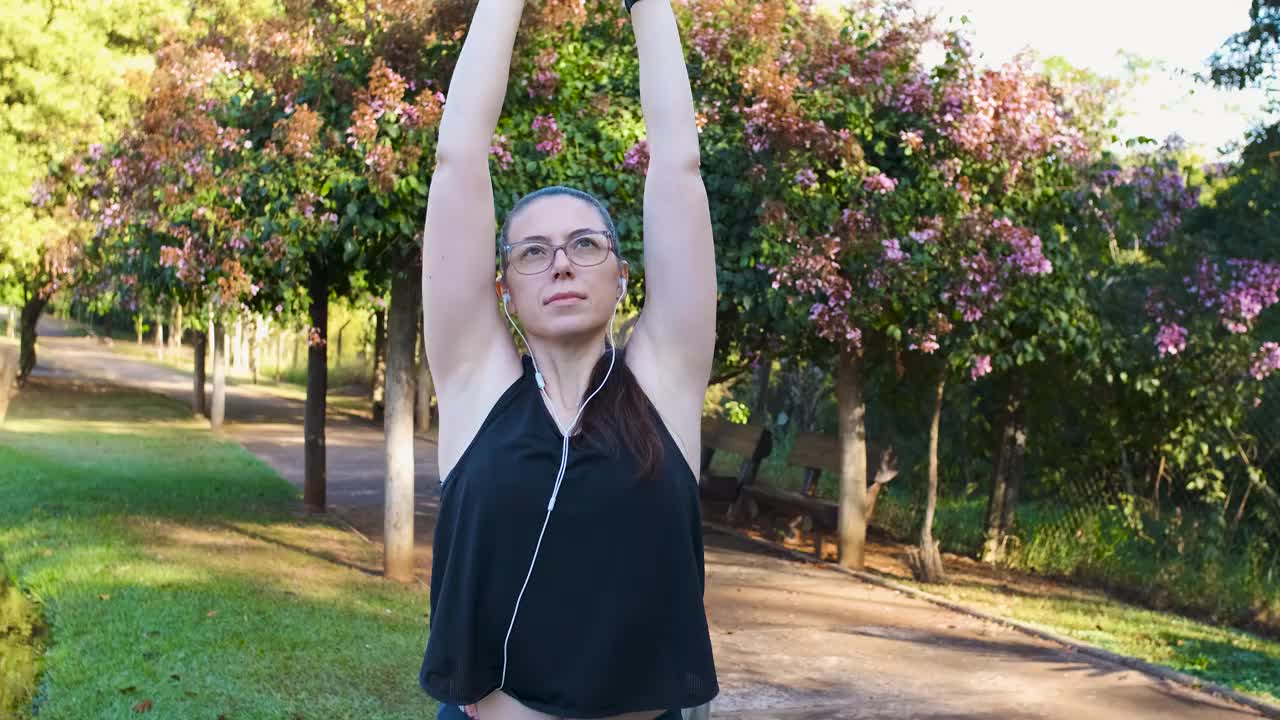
545 292 586 305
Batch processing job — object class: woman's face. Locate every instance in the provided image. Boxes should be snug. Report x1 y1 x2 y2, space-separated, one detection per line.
502 194 626 342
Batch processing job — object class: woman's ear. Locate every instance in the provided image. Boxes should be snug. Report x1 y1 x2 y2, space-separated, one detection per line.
495 279 512 312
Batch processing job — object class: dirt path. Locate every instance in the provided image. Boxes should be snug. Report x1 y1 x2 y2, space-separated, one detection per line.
26 317 1261 719
30 317 441 514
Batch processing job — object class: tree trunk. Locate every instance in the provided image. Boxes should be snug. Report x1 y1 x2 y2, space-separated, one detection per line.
835 346 868 570
5 306 14 339
154 309 165 360
384 269 418 582
1230 479 1254 536
983 426 1010 563
1001 428 1024 541
982 382 1027 564
207 314 215 371
17 296 48 385
192 332 208 417
304 259 329 513
336 318 352 364
909 371 947 584
135 315 144 345
211 321 227 431
170 304 183 348
1151 455 1167 520
865 483 885 525
865 441 899 525
750 350 772 425
275 330 284 383
0 345 18 424
230 317 241 372
371 308 387 420
240 317 250 373
415 313 434 435
249 316 260 385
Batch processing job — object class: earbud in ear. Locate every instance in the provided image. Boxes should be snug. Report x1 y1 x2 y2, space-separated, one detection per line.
496 277 511 308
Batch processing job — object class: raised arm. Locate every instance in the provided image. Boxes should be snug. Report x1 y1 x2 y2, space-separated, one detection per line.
421 0 524 390
626 0 717 391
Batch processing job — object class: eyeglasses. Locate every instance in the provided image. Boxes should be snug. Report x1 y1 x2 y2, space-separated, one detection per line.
503 232 614 275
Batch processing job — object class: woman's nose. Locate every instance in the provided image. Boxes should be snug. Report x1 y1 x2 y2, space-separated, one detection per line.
549 246 575 275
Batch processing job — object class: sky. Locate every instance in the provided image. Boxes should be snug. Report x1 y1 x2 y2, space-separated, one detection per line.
850 0 1275 160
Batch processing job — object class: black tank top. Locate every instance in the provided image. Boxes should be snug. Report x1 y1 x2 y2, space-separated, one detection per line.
419 353 719 717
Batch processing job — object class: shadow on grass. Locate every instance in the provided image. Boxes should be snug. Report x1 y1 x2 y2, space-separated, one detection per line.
0 379 301 526
1147 632 1280 700
6 378 192 424
208 519 384 580
0 376 436 719
6 523 431 719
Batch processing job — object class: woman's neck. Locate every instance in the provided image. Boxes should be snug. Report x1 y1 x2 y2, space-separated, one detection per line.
525 332 613 431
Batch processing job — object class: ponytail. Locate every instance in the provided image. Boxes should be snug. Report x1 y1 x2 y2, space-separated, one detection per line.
580 347 665 481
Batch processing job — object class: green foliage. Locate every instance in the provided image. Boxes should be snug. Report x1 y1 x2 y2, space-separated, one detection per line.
19 0 1280 667
0 0 192 296
723 400 751 424
0 382 430 719
1208 0 1280 91
871 488 1280 636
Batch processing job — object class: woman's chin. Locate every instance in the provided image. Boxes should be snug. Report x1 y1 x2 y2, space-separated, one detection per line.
529 314 613 344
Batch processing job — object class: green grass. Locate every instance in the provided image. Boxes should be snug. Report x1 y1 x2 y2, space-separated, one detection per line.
0 380 436 719
90 336 381 421
67 308 378 398
870 491 1280 629
875 487 1280 703
904 578 1280 704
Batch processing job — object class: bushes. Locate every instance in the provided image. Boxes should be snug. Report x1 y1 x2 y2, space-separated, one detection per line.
0 566 45 719
872 489 1280 634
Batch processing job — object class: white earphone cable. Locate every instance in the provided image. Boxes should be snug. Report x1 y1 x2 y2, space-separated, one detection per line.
496 276 626 690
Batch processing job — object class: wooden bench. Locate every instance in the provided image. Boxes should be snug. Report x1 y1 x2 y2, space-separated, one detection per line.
790 430 841 497
735 432 839 547
698 416 773 503
736 431 898 559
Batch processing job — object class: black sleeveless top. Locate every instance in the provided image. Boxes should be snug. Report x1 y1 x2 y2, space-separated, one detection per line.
419 354 719 717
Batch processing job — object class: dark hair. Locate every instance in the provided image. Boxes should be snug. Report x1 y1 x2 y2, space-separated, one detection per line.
580 345 665 480
497 185 619 269
499 185 664 480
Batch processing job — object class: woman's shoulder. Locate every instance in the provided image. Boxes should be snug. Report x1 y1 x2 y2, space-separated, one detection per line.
435 345 527 483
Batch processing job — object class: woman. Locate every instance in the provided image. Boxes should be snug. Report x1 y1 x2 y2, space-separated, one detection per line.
417 0 719 717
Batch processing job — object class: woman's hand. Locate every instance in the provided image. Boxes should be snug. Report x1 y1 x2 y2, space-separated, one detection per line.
463 703 479 719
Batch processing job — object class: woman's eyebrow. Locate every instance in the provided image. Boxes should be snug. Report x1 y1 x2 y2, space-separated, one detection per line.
518 228 603 243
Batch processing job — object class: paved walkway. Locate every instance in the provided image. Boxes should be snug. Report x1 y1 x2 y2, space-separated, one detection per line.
30 317 441 513
26 317 1263 719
